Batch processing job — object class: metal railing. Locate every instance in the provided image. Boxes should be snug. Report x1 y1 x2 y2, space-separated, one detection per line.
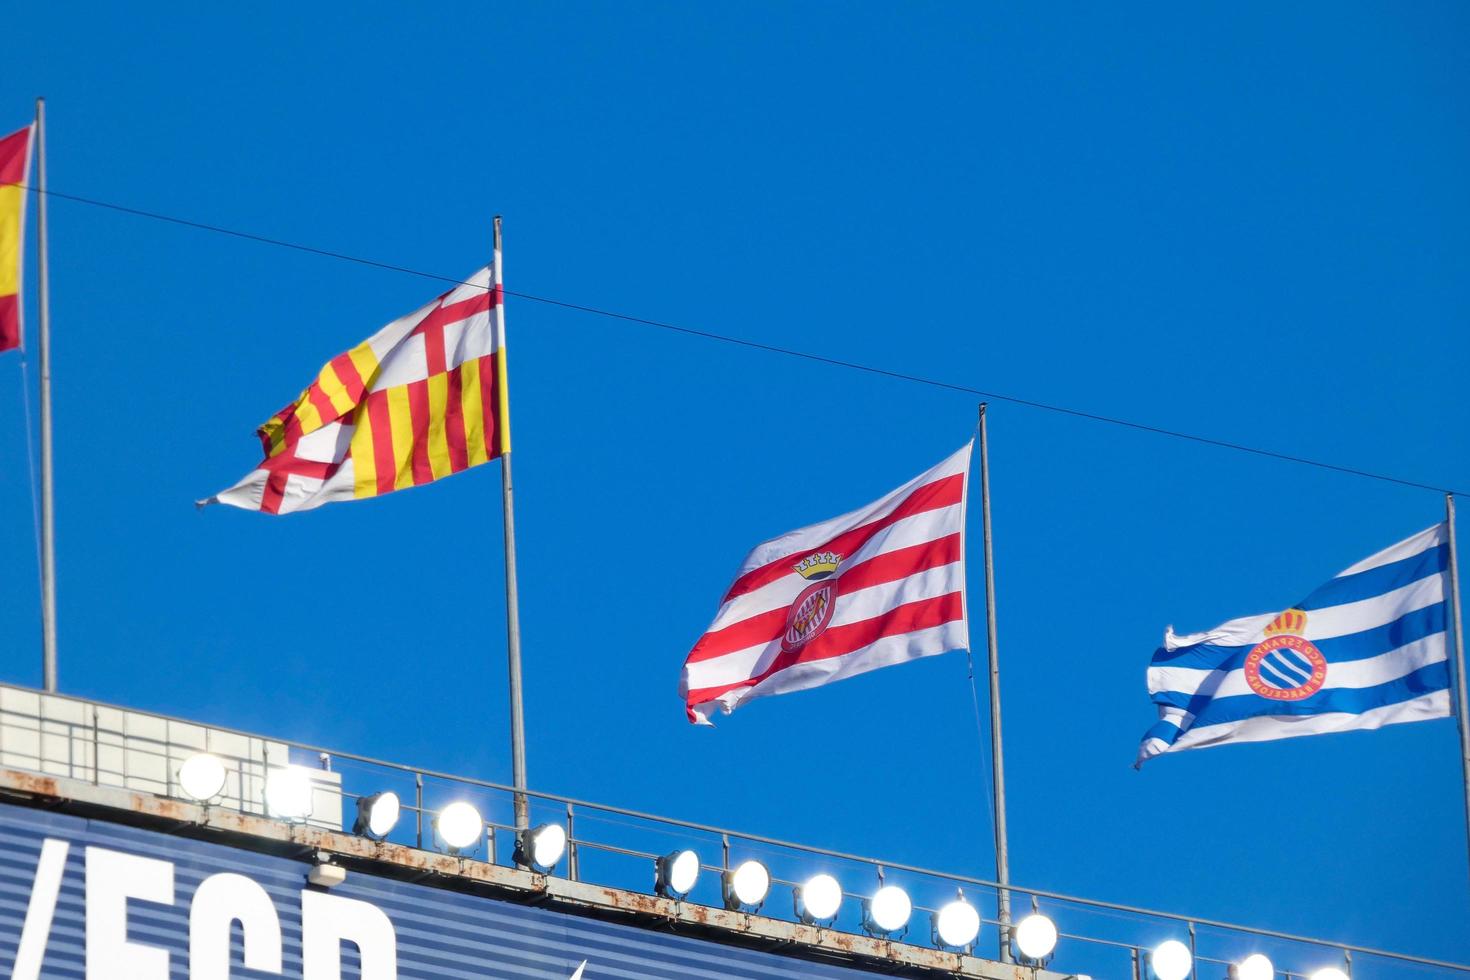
1 680 1464 980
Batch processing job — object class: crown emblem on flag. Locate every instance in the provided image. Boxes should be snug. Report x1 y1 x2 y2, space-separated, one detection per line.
794 551 841 580
1263 608 1308 637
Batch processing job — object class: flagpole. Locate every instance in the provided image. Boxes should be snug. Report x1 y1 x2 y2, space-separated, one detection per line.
494 216 530 832
978 403 1012 961
35 97 57 693
1446 494 1470 890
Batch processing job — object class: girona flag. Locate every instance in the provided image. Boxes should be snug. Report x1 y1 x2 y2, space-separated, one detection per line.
203 264 508 514
680 443 972 724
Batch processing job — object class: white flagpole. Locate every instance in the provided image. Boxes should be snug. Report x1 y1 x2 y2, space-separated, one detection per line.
978 403 1012 961
1445 494 1470 890
35 97 57 693
494 216 529 832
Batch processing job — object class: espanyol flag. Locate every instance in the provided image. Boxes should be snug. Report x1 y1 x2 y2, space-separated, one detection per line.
1137 523 1453 764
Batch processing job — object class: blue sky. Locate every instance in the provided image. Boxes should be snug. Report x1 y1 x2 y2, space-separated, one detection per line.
3 2 1468 975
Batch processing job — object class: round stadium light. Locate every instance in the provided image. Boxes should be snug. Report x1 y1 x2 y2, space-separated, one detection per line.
1235 953 1274 980
435 801 483 851
798 873 843 923
1151 939 1193 980
264 767 313 821
1013 913 1059 962
864 884 912 936
655 849 700 898
1309 968 1349 980
933 897 982 950
353 791 401 839
178 753 227 802
515 823 567 873
723 859 771 911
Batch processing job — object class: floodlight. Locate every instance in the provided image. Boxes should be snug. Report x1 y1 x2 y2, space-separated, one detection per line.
1151 939 1193 980
1309 968 1349 980
722 859 771 910
798 873 843 923
264 767 313 821
1013 913 1059 962
514 823 567 873
655 849 700 898
1235 953 1274 980
353 792 401 839
864 884 912 936
178 753 227 802
435 801 483 851
934 898 981 949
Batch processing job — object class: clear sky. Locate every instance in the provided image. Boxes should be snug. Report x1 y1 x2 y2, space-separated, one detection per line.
3 2 1469 976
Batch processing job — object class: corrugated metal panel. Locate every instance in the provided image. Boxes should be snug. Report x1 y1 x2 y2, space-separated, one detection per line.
0 802 903 978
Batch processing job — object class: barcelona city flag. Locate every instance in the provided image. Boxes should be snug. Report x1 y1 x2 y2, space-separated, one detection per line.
203 264 508 514
0 124 33 352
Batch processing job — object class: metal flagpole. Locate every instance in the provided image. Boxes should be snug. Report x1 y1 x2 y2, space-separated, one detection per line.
978 404 1012 961
35 97 57 693
1445 494 1470 890
494 216 530 832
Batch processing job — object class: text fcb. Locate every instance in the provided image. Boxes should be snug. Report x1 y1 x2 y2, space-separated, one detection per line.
783 578 839 653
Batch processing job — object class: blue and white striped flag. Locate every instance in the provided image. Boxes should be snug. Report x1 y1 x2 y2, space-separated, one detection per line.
1138 523 1453 765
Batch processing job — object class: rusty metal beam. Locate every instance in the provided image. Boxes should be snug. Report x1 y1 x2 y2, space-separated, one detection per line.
0 767 1056 980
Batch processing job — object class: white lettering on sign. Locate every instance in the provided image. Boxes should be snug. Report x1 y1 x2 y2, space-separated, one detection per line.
13 838 69 980
86 846 175 978
302 890 398 980
15 838 399 978
190 872 284 977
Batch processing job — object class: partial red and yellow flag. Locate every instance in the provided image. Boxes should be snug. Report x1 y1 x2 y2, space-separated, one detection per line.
0 125 34 352
203 263 509 514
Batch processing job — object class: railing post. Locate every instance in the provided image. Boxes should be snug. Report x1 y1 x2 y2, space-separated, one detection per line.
566 803 580 880
1132 947 1142 980
415 772 424 849
1189 920 1197 980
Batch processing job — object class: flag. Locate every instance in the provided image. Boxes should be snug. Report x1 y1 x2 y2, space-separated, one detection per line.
0 124 33 352
680 443 972 724
203 265 507 514
1137 523 1452 764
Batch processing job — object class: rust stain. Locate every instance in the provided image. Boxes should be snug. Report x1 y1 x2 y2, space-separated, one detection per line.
1 767 1001 979
3 770 61 798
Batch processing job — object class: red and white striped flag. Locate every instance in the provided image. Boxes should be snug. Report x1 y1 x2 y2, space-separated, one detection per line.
680 443 972 724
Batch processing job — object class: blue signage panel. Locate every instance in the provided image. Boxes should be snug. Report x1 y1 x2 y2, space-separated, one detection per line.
0 802 894 979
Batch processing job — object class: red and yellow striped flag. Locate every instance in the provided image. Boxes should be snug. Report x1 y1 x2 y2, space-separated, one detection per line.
0 124 33 352
204 263 509 514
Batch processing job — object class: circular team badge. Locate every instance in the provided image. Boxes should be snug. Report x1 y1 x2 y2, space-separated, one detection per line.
1244 634 1328 701
782 578 839 653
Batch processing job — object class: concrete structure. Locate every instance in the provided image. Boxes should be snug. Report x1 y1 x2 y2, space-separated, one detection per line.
0 683 342 830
